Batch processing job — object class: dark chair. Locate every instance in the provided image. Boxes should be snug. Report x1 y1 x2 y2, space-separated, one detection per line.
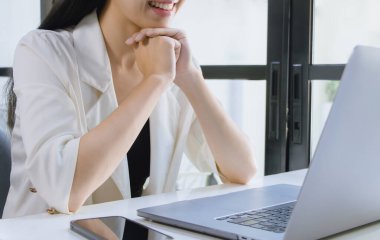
0 130 11 218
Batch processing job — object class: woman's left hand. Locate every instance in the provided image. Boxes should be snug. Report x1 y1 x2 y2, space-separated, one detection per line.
126 28 202 89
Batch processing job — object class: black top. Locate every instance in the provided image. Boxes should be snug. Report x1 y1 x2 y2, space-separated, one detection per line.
127 119 151 198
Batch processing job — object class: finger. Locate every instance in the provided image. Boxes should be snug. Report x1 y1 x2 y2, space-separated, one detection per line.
135 32 147 42
144 28 186 41
125 38 134 45
129 31 151 44
134 28 155 42
173 39 181 51
131 28 186 41
126 28 186 45
125 32 140 45
173 39 181 61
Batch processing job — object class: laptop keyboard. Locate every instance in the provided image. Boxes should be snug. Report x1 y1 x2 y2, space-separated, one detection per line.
216 202 296 234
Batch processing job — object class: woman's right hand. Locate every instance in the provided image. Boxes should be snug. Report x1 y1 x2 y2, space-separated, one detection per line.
126 35 181 82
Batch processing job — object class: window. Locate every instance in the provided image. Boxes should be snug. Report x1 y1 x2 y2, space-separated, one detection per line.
310 0 380 157
173 0 268 188
257 0 379 175
2 0 379 187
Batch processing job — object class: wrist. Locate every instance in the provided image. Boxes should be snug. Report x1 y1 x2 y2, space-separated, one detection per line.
175 70 203 93
177 71 205 98
146 74 174 86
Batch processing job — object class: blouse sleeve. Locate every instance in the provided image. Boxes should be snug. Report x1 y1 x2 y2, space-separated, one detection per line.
13 32 81 214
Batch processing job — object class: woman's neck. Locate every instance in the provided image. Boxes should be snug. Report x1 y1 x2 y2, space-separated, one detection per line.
98 2 139 71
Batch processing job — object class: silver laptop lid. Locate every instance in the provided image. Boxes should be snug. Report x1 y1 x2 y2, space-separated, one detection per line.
284 46 380 240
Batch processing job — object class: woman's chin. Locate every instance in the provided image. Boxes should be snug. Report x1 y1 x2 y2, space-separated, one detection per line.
138 24 170 30
138 16 174 29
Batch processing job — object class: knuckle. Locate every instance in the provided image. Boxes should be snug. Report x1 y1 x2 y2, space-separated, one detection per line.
142 28 151 35
157 35 170 42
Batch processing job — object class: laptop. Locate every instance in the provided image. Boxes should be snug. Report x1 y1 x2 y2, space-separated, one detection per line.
138 46 380 240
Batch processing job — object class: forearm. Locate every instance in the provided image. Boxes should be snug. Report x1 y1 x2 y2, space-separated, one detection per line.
69 76 170 212
180 73 256 184
124 28 256 181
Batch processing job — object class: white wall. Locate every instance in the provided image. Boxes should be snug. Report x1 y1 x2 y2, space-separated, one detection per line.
0 0 40 134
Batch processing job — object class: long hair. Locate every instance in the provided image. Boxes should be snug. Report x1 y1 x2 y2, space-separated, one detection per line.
7 0 107 129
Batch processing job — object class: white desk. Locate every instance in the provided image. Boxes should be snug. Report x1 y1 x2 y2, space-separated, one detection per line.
1 169 380 240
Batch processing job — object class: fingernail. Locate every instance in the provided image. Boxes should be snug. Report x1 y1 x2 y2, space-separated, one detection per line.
125 38 133 45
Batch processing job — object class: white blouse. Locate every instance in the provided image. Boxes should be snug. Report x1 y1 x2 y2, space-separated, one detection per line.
3 11 223 218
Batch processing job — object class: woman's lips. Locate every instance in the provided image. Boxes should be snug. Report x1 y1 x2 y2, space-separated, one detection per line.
148 1 176 10
148 1 177 17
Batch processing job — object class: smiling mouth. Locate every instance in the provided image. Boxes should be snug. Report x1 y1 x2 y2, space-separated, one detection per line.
148 1 177 11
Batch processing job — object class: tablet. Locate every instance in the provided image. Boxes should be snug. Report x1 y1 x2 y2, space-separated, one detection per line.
70 216 173 240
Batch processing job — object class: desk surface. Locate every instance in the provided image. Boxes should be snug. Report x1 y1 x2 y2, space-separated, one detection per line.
1 169 380 240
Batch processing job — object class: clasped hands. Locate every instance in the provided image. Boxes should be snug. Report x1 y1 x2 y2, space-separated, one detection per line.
125 28 202 89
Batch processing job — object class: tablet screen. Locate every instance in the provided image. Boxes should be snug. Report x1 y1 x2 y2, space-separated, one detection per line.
71 216 173 240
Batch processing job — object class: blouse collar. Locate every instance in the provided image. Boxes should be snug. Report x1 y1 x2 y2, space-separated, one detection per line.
72 11 112 93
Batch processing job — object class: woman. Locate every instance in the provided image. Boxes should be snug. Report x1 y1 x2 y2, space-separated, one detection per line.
3 0 256 218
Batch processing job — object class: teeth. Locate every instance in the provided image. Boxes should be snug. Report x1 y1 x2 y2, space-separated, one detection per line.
149 1 175 10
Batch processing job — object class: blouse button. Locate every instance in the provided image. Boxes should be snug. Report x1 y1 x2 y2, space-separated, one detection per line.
46 208 59 215
29 187 37 193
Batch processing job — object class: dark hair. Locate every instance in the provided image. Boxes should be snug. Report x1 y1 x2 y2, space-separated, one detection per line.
7 0 107 129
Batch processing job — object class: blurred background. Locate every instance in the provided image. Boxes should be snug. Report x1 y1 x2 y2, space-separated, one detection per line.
1 0 379 190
